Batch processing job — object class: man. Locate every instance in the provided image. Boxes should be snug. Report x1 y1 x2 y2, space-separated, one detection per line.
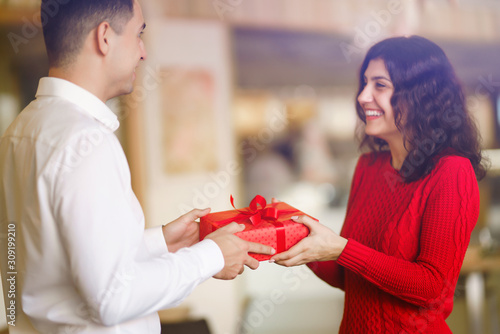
0 0 274 333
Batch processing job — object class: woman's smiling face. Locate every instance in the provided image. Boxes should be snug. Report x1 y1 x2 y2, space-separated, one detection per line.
357 58 403 146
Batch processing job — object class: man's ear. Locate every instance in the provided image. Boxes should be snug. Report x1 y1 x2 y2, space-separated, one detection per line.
96 21 112 56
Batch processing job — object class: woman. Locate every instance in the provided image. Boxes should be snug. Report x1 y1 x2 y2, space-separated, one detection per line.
271 35 487 333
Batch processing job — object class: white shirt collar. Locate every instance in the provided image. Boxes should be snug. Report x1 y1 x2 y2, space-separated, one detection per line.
35 77 120 132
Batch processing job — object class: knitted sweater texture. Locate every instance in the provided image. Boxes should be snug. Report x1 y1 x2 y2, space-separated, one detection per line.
308 152 479 333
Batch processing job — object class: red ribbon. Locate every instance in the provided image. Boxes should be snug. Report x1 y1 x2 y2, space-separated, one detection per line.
227 195 296 253
230 194 279 226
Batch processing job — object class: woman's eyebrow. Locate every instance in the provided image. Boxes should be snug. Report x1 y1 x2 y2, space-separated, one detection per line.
370 75 392 82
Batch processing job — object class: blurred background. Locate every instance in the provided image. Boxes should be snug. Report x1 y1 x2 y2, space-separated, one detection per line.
1 0 500 333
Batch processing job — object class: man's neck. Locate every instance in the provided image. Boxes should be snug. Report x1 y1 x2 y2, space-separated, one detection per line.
48 66 108 102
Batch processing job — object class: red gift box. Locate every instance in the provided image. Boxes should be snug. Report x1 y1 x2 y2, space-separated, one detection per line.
199 195 311 261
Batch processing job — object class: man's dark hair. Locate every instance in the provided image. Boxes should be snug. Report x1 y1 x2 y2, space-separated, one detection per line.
41 0 134 68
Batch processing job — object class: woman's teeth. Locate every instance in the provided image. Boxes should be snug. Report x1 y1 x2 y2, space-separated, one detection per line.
365 110 384 117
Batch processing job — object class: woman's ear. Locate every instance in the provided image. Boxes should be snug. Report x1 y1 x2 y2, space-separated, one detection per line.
96 21 112 56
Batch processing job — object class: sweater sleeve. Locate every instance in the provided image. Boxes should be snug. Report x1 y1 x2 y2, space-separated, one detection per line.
336 161 479 308
307 155 369 290
307 261 345 290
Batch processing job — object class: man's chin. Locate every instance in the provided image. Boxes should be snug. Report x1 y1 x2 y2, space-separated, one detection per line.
125 86 135 96
118 84 135 97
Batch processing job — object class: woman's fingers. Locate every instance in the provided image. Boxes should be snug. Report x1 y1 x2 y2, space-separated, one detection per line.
270 240 307 264
270 216 348 265
291 215 320 230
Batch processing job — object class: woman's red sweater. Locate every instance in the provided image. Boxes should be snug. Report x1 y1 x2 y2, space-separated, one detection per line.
308 152 480 333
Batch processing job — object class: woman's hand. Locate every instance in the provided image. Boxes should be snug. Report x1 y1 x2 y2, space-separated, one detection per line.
270 215 348 267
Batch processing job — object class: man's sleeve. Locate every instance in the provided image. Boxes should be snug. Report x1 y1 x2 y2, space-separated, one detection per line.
51 131 224 326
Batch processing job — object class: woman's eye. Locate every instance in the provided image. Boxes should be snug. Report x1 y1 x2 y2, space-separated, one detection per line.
376 82 386 88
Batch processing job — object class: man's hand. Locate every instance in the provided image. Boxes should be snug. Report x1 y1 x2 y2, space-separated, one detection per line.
205 222 275 280
270 215 348 267
162 208 211 253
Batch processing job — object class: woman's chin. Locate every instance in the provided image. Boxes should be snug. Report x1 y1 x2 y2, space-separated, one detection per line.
365 129 380 138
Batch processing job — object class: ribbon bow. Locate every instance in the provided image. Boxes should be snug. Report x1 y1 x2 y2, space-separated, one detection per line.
230 195 279 226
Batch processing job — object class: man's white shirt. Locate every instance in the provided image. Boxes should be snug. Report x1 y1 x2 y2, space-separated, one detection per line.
0 77 224 333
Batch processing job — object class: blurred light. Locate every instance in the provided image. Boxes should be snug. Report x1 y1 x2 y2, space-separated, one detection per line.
318 95 357 141
0 93 19 135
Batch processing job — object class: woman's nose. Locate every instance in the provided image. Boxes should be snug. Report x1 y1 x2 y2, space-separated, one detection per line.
357 85 373 105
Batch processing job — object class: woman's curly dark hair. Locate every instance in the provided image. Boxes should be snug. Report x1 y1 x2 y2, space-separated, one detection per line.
356 35 487 182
